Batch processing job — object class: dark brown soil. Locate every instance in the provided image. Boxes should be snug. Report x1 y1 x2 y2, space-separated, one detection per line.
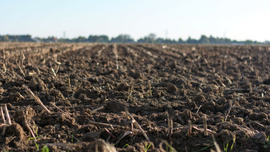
0 43 270 152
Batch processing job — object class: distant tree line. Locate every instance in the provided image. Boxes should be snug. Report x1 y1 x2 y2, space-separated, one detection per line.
0 34 268 45
0 35 35 42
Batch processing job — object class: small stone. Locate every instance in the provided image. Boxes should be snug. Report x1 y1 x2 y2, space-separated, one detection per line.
169 61 177 69
78 94 88 100
167 83 178 93
105 100 127 113
195 94 206 103
153 90 162 98
251 132 267 144
116 82 129 91
129 71 143 79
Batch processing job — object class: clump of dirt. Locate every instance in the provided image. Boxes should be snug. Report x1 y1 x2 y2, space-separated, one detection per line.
105 100 127 113
0 123 28 150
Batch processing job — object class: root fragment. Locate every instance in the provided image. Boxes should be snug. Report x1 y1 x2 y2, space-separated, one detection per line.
25 121 37 142
4 104 11 125
25 86 51 113
125 109 150 141
203 115 208 136
0 107 6 124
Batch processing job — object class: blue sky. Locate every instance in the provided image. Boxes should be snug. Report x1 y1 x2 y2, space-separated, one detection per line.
1 0 269 41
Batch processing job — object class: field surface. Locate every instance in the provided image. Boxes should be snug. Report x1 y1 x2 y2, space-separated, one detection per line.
0 43 270 151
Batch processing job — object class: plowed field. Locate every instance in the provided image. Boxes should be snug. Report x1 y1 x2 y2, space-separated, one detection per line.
0 43 270 152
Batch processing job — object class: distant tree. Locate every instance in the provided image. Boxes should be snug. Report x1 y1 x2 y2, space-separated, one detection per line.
88 35 98 42
155 38 177 44
137 37 149 43
18 35 33 41
223 38 231 44
42 36 58 42
245 40 253 45
97 35 109 43
111 34 134 43
148 33 156 43
264 41 270 44
88 35 109 43
186 37 198 44
155 38 164 43
208 35 216 44
178 38 184 43
76 36 87 43
137 33 157 43
3 35 9 41
199 35 210 44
